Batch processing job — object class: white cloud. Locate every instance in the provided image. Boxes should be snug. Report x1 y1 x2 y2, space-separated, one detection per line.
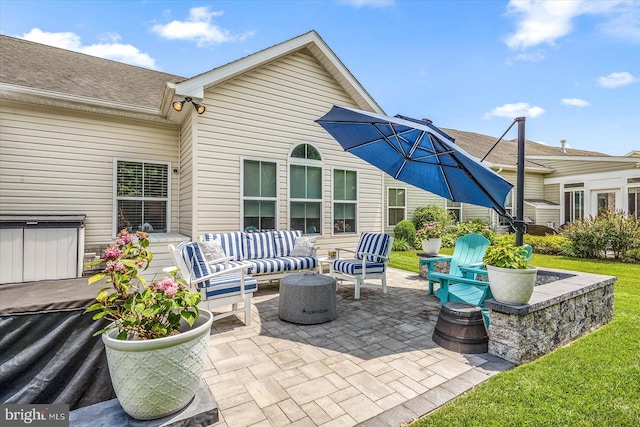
483 102 545 119
337 0 395 8
504 0 625 50
598 71 638 88
151 6 254 46
561 98 591 107
20 28 157 69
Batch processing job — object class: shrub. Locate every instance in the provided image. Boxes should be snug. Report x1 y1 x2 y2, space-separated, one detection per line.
561 211 640 259
393 220 417 248
411 205 452 233
392 237 413 252
442 219 495 247
494 233 569 255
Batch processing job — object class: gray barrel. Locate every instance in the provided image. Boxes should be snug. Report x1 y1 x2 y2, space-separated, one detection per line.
432 302 488 354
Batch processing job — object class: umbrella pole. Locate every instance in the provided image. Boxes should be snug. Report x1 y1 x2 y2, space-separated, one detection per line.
515 117 526 246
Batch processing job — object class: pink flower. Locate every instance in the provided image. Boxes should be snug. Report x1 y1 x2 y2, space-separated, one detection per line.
103 246 122 260
156 277 179 298
105 260 126 273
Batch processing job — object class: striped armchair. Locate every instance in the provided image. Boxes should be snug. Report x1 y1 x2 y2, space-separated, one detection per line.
169 242 258 325
331 233 394 299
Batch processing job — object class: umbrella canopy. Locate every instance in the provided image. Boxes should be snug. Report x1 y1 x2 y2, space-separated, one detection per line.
315 105 514 216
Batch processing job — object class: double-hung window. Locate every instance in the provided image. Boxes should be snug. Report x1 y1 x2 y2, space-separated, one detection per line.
333 169 357 234
629 180 640 219
115 159 169 234
387 188 406 227
289 144 322 234
243 159 277 230
446 200 461 223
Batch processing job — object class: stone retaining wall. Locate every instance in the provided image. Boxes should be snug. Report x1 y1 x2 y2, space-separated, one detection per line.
486 269 615 365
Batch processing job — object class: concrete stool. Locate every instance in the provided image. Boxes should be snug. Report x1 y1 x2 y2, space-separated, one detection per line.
279 273 337 324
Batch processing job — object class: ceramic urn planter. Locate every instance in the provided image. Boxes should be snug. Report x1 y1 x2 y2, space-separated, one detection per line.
102 309 214 420
421 238 442 256
486 265 538 305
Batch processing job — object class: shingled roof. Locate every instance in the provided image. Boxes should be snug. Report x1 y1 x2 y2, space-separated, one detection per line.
0 35 185 108
440 128 607 169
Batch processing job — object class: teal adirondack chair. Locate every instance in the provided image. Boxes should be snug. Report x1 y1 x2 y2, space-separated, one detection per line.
420 233 490 296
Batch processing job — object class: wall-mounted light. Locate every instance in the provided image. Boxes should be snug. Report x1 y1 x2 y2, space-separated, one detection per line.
172 97 206 114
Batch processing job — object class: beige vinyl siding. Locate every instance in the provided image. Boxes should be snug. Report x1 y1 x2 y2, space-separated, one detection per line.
383 175 443 234
544 183 561 204
193 49 383 251
178 115 194 237
536 159 635 177
0 101 180 245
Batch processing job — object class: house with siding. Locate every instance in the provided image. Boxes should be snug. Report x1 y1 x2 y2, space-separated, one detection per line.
0 31 386 284
384 128 640 234
1 30 637 285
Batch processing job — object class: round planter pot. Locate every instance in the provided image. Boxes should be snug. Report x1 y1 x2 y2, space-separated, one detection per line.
486 265 538 305
421 238 442 256
102 309 214 420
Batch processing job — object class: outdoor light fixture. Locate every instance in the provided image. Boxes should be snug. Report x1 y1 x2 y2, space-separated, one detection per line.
172 97 206 114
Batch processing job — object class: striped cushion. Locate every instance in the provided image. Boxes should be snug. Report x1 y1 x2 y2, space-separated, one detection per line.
242 257 318 275
273 230 302 257
243 232 276 260
208 260 246 273
199 273 258 298
333 259 386 275
355 233 390 263
284 256 318 271
201 232 245 261
179 242 212 281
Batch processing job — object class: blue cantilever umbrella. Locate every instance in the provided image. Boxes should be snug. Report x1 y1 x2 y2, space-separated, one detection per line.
316 105 514 216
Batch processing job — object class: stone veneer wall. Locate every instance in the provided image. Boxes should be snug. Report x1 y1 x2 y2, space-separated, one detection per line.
487 272 615 365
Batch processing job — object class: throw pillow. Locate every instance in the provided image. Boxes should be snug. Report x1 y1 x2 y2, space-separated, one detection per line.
290 236 316 257
199 240 226 261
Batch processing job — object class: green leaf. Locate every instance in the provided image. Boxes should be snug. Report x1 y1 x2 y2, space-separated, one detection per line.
92 311 106 320
181 310 196 327
88 273 106 284
85 303 104 313
116 330 128 340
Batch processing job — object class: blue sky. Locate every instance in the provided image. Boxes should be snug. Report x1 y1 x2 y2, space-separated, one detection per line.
1 0 638 156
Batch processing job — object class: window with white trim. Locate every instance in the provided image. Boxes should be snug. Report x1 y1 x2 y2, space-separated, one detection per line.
629 186 640 219
289 144 322 234
498 190 514 226
387 188 406 227
243 159 277 231
333 169 357 234
563 183 584 223
446 200 461 223
115 159 169 234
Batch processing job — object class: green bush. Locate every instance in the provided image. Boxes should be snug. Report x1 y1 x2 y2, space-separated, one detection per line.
494 233 569 255
411 205 452 233
393 220 417 248
442 219 495 248
561 210 640 259
391 236 413 252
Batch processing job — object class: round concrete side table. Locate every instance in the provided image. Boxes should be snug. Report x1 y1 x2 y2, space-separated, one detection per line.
279 273 337 324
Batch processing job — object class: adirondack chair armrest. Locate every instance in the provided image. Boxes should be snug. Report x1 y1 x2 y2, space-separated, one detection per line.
428 272 489 288
459 264 488 280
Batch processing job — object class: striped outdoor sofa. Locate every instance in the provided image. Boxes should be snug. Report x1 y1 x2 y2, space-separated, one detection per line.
199 230 318 282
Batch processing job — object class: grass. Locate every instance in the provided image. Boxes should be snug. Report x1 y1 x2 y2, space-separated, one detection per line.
389 250 640 427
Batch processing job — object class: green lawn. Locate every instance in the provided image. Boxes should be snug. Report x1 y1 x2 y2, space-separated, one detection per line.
389 250 640 427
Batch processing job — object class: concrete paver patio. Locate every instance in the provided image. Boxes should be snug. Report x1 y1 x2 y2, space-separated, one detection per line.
203 268 513 426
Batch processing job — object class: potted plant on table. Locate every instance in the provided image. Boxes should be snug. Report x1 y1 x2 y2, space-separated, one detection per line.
86 229 213 420
483 242 537 305
417 221 445 256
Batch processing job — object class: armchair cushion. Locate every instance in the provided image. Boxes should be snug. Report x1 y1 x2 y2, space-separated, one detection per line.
355 233 391 263
333 259 385 275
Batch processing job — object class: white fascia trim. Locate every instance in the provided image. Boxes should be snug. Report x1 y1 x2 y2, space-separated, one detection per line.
0 82 160 115
527 155 638 163
488 162 553 173
173 31 383 114
544 168 640 185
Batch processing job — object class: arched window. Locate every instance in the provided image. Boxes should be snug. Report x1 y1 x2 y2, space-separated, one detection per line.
289 143 323 234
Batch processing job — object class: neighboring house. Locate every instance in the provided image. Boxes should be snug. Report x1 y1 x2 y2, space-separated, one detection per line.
384 129 640 234
0 31 387 284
